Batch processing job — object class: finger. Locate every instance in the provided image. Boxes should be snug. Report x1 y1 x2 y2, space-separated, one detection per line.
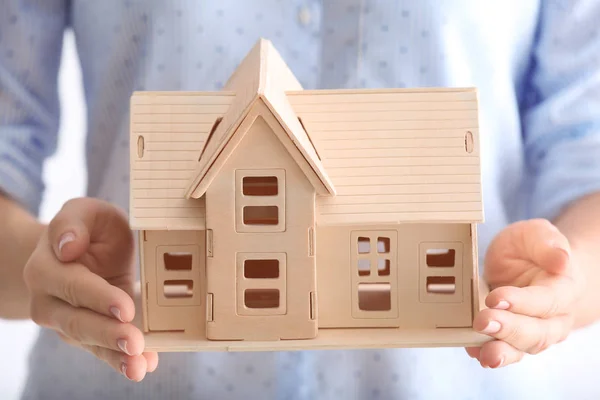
26 255 135 322
59 332 158 375
82 344 149 382
486 283 578 319
144 352 159 373
465 347 481 359
47 198 132 263
473 308 573 354
478 340 524 368
32 295 145 356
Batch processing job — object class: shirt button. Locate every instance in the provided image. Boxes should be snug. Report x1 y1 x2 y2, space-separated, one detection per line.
298 6 312 26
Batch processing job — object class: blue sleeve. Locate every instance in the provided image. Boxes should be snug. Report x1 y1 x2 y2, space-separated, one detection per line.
0 0 68 215
522 0 600 220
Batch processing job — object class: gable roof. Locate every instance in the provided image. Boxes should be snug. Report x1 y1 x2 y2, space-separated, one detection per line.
288 88 484 224
184 39 335 199
130 41 483 231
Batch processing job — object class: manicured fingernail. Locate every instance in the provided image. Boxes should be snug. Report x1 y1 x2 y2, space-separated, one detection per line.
493 300 510 310
110 306 124 322
480 320 501 334
121 362 131 379
58 232 76 253
492 356 504 368
118 339 130 355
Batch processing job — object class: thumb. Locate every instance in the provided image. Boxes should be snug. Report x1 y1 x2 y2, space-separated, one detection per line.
47 198 108 262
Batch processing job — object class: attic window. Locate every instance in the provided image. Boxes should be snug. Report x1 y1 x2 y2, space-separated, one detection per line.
243 176 278 196
236 169 285 233
465 131 474 153
137 136 145 158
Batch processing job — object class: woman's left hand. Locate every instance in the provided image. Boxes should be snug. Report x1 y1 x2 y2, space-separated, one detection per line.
466 219 585 368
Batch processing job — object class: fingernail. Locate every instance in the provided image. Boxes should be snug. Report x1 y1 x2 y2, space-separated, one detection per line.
118 339 130 355
110 306 124 322
550 241 570 258
556 247 571 259
58 232 76 254
479 320 501 334
493 300 510 310
121 362 131 380
492 356 505 368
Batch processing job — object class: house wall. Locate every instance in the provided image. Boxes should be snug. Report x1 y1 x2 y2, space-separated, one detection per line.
140 230 206 333
204 114 317 340
316 223 474 329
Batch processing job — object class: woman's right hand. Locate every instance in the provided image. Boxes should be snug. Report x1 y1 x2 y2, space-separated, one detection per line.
23 198 158 381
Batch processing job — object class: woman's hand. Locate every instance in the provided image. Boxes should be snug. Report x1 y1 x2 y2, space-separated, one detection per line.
467 219 585 368
23 198 158 381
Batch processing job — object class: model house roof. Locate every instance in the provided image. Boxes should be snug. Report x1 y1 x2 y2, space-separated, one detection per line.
129 39 483 230
129 92 235 229
184 38 335 199
287 88 483 225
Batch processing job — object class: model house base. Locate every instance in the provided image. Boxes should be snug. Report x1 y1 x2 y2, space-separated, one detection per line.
132 279 490 351
129 38 490 351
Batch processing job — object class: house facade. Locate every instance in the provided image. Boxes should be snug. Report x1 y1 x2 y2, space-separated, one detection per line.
130 39 485 350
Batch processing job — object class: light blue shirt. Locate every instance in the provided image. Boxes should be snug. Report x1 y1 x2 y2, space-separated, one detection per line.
2 1 600 399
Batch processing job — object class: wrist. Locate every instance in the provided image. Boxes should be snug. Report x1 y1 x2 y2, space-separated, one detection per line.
0 195 46 319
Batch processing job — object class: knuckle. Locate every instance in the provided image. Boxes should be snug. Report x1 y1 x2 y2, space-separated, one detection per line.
101 325 119 349
540 297 560 319
64 314 83 341
60 275 80 307
503 321 523 345
529 331 551 355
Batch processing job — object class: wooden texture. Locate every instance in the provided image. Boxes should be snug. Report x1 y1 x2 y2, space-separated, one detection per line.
185 39 335 199
204 102 317 340
260 41 335 195
130 92 234 230
141 327 490 352
287 89 483 225
131 39 486 350
317 223 474 329
141 230 205 332
132 282 491 352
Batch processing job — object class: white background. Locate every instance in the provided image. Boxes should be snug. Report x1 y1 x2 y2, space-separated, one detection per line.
0 31 87 399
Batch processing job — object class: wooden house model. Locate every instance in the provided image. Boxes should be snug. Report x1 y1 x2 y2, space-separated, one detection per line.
129 39 489 351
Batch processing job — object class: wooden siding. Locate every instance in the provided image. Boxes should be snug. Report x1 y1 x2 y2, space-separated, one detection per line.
287 89 483 225
130 92 234 230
